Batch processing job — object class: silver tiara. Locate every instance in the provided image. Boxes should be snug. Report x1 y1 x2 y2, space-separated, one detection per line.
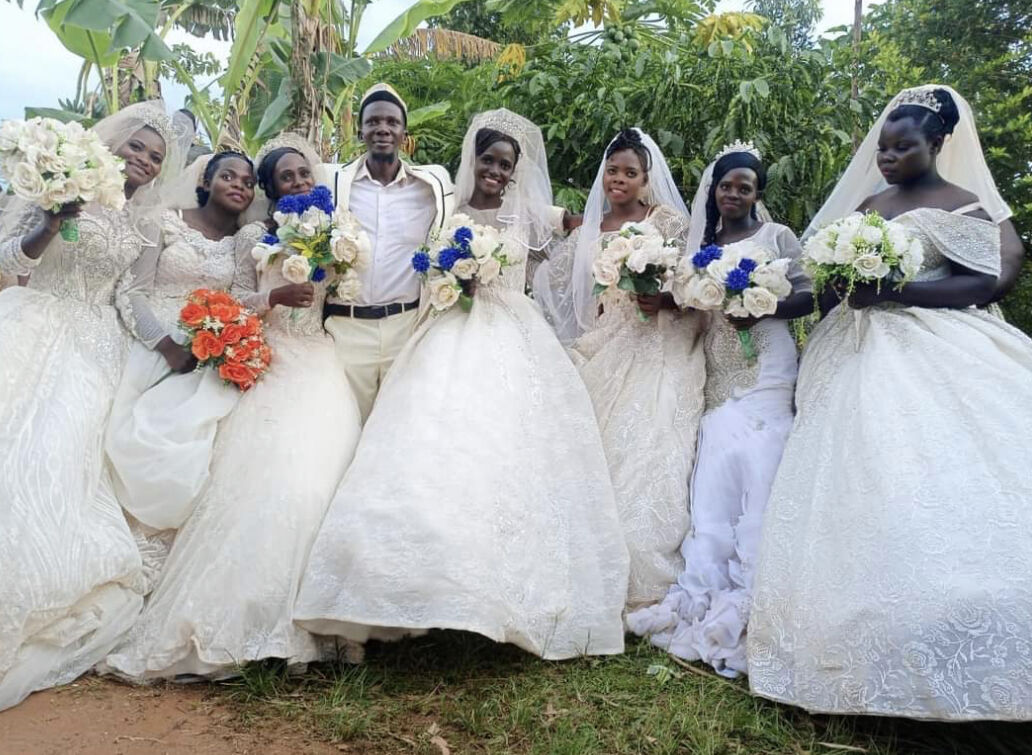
255 132 317 166
715 139 761 160
893 87 942 113
470 108 536 150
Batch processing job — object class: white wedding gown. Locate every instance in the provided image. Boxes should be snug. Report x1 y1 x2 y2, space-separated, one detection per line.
106 211 262 533
627 223 804 677
0 207 148 710
563 205 706 609
104 224 362 680
294 206 630 659
748 208 1032 720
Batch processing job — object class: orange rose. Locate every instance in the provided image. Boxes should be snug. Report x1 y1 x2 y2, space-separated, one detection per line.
220 323 246 346
209 302 242 325
242 315 261 337
206 290 236 307
256 344 272 365
191 330 225 361
219 361 256 390
180 301 208 327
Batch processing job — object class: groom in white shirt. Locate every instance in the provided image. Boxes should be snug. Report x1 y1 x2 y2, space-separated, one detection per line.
325 83 453 422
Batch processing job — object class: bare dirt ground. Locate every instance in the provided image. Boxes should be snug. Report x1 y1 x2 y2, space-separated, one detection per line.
0 675 340 755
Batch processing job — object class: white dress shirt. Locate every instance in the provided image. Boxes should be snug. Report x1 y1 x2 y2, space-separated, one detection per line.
331 159 437 307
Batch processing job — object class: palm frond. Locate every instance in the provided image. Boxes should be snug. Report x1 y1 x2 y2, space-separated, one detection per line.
376 28 502 63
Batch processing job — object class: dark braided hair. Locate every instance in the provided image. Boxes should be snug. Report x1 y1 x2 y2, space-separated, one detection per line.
886 87 960 142
195 151 253 206
605 128 651 173
474 127 522 165
256 147 304 201
702 151 767 246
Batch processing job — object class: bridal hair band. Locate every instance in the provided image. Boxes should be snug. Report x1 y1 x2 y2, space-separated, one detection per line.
893 87 943 113
715 139 761 160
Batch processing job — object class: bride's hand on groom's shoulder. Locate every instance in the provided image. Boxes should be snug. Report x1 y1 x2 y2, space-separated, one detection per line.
270 283 315 309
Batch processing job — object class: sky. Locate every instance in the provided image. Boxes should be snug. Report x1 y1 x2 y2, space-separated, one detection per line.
0 0 869 122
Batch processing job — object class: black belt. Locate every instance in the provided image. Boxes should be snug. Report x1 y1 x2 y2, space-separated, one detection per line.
324 299 420 320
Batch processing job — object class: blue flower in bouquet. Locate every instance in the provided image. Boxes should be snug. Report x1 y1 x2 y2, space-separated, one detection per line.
262 233 279 245
311 266 327 282
725 267 752 293
737 257 758 273
693 243 723 268
453 226 474 249
309 185 334 214
275 193 300 214
412 250 431 274
438 246 471 271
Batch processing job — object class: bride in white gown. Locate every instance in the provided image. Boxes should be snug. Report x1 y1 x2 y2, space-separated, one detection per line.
106 152 260 542
748 86 1032 720
294 109 630 659
534 129 706 609
627 143 812 677
105 135 362 680
0 103 182 710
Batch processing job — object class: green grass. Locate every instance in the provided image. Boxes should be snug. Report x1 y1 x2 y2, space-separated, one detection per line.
218 633 1032 754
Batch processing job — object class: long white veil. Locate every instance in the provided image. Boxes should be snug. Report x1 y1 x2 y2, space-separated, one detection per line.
534 128 688 343
804 84 1011 239
243 132 330 226
685 142 773 254
454 108 555 251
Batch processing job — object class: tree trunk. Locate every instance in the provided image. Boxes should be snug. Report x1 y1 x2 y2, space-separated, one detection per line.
851 0 862 150
290 0 322 146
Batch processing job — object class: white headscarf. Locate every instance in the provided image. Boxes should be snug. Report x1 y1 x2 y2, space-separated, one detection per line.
804 84 1011 239
243 132 330 226
454 108 555 251
534 128 688 342
685 140 773 254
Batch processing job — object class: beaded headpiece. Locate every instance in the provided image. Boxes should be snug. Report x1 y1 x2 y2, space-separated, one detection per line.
255 132 318 167
469 108 535 151
715 139 761 161
892 87 942 113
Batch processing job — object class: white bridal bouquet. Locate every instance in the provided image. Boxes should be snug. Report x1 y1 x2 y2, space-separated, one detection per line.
591 222 681 321
802 211 923 306
411 213 515 313
0 117 127 241
252 185 369 302
669 239 793 360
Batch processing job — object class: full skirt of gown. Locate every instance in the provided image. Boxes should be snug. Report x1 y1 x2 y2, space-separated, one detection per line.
104 321 361 680
747 303 1032 720
0 287 144 710
294 287 630 659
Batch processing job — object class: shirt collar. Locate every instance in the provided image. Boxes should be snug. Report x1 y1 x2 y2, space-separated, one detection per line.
355 156 410 187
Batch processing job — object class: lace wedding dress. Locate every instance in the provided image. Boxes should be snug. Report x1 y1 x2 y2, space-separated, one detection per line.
106 211 262 534
627 222 805 676
748 208 1032 720
564 204 706 609
104 222 362 680
0 207 148 710
294 205 630 659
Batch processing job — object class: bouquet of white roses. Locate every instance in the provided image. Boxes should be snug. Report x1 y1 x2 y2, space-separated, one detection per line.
669 239 793 361
802 211 923 310
0 117 127 241
411 213 515 313
252 185 369 303
591 222 681 321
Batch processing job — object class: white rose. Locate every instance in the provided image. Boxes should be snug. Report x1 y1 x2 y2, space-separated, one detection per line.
901 238 924 277
603 235 633 262
470 233 499 262
281 254 312 284
752 262 793 299
625 247 654 274
301 205 331 232
334 270 363 301
686 274 726 310
18 121 58 154
743 286 779 318
98 180 126 210
9 161 46 201
478 256 502 284
592 257 621 288
0 120 21 152
250 242 278 271
429 273 460 311
832 237 856 265
803 235 834 265
452 256 479 280
724 297 750 318
330 231 359 264
860 224 883 245
45 176 81 206
74 167 100 199
853 253 890 280
273 210 297 229
707 256 738 284
443 213 473 235
34 149 67 177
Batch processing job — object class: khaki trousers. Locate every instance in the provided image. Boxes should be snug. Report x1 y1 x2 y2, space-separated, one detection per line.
325 308 419 424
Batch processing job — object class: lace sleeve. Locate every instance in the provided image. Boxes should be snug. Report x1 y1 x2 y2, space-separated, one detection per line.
115 224 167 348
773 224 812 294
0 206 46 277
911 210 1001 277
648 204 690 244
231 222 271 315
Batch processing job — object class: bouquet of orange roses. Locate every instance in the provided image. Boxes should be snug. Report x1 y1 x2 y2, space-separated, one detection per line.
178 288 270 391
